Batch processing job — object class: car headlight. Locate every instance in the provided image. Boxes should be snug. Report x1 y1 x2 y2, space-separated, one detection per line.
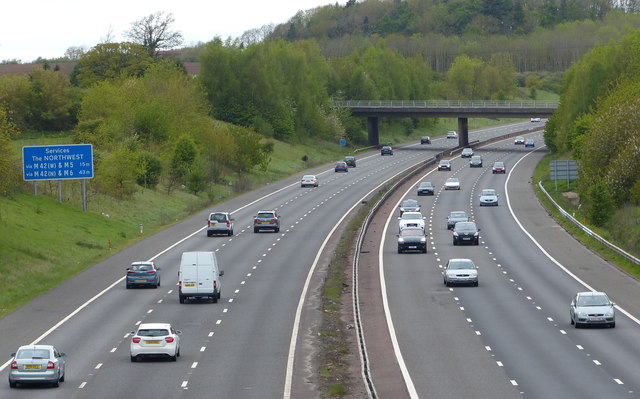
577 311 587 317
398 238 404 243
420 237 426 243
474 232 479 237
605 309 614 317
453 232 459 237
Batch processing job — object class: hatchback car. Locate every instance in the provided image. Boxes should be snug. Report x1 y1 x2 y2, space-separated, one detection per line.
524 139 535 148
398 212 426 232
344 156 356 167
301 174 319 188
469 155 483 167
126 261 161 289
461 148 474 158
447 131 458 139
207 212 234 236
446 211 469 229
417 181 434 196
514 136 525 145
443 258 479 287
570 292 616 328
397 228 427 253
9 345 66 388
438 160 452 171
254 210 280 233
452 221 480 245
420 136 431 144
399 199 421 215
130 323 181 362
335 161 349 172
492 161 506 174
381 146 394 155
444 177 461 190
479 189 499 206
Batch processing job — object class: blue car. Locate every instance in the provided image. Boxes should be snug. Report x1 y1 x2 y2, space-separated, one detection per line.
126 261 161 288
381 146 393 155
524 139 535 147
334 161 349 172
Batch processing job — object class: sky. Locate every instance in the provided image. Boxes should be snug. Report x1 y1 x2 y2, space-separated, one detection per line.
0 0 345 63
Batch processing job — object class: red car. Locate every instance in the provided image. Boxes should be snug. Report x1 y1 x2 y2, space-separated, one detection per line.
492 161 506 174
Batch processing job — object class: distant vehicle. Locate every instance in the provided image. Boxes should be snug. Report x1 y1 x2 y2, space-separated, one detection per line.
420 136 431 144
531 117 541 122
126 261 161 289
207 212 234 236
335 161 349 172
492 161 506 174
344 156 356 167
443 258 479 287
130 322 181 362
254 210 280 233
417 181 434 196
447 131 458 139
570 291 616 328
469 155 483 167
399 199 421 216
398 211 426 232
178 251 224 303
438 160 452 171
444 177 461 190
461 148 474 158
381 146 394 155
397 228 427 253
514 137 525 145
452 221 480 245
9 345 66 388
479 189 499 206
447 211 469 230
301 174 319 188
524 139 535 148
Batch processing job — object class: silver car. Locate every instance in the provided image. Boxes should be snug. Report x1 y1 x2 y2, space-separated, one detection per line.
9 345 66 388
570 292 616 328
254 210 280 233
444 177 460 190
479 189 499 206
207 212 234 236
399 199 421 216
443 258 479 287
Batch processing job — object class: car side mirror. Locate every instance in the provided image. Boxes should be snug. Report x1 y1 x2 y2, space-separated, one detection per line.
611 302 616 306
126 268 130 271
59 353 66 357
11 352 15 357
219 270 224 276
156 267 161 271
396 234 400 237
130 331 136 335
477 228 482 232
176 330 182 335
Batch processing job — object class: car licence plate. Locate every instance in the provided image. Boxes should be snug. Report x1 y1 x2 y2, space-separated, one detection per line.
185 283 195 287
25 364 41 369
135 279 146 282
261 221 270 224
145 340 161 344
408 246 417 249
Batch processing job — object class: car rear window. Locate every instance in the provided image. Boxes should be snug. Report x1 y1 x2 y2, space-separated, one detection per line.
16 349 50 359
137 329 170 337
257 212 275 218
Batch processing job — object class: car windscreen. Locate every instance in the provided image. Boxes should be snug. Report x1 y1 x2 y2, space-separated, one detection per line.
450 212 466 218
402 214 422 220
481 190 496 196
402 200 417 207
400 229 423 237
577 296 610 306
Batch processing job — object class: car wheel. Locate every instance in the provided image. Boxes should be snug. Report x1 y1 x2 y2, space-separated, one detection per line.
475 239 479 245
130 355 137 362
570 316 574 325
126 284 131 289
60 372 65 382
228 230 233 236
254 227 259 233
9 380 16 388
177 347 181 357
275 227 280 233
170 354 177 362
610 322 616 328
574 321 581 329
453 239 457 245
179 296 185 304
397 247 402 254
207 231 212 237
474 281 479 287
53 376 60 387
212 295 218 304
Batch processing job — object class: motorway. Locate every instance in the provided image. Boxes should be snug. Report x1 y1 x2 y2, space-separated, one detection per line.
3 120 628 399
361 130 640 398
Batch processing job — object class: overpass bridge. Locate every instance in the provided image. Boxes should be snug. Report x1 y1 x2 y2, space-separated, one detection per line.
336 100 558 146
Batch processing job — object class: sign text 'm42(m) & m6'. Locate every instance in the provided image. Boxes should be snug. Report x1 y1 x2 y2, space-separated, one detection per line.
23 144 94 181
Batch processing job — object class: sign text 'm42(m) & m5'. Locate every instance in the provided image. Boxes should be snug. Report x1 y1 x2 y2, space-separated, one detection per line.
23 144 94 181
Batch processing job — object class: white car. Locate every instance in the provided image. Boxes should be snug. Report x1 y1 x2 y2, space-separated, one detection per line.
479 189 499 206
446 130 458 139
443 258 479 287
530 117 541 122
130 323 181 362
444 178 461 190
514 136 525 145
301 174 319 187
398 211 426 232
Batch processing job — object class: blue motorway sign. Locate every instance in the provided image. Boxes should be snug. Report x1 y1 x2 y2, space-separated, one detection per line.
23 144 94 181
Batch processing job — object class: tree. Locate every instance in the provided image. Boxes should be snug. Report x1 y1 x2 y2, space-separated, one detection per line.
71 42 153 88
0 105 21 195
125 12 184 57
168 135 197 193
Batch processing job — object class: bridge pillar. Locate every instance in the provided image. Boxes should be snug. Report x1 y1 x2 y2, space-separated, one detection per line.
458 117 469 147
367 117 379 146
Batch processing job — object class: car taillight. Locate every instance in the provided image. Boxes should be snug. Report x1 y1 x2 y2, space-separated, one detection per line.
132 337 141 343
271 218 277 222
10 361 17 369
254 218 260 223
165 337 174 343
127 270 135 274
226 220 230 227
214 280 217 291
178 281 182 290
148 270 156 274
207 220 211 227
47 361 55 369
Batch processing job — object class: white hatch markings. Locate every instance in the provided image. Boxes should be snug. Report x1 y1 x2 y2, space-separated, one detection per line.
614 379 624 384
200 347 206 352
593 360 601 366
79 382 87 388
95 363 102 369
191 362 198 368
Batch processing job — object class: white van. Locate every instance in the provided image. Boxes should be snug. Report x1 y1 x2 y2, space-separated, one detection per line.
178 251 224 303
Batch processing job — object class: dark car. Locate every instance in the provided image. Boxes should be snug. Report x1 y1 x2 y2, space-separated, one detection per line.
524 139 535 148
461 148 474 158
446 211 469 230
126 261 161 289
438 160 452 171
399 199 421 216
420 136 431 144
344 156 356 167
452 221 480 245
417 181 434 196
335 161 349 172
397 228 427 253
469 155 483 167
254 210 280 233
492 161 506 174
381 146 394 155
